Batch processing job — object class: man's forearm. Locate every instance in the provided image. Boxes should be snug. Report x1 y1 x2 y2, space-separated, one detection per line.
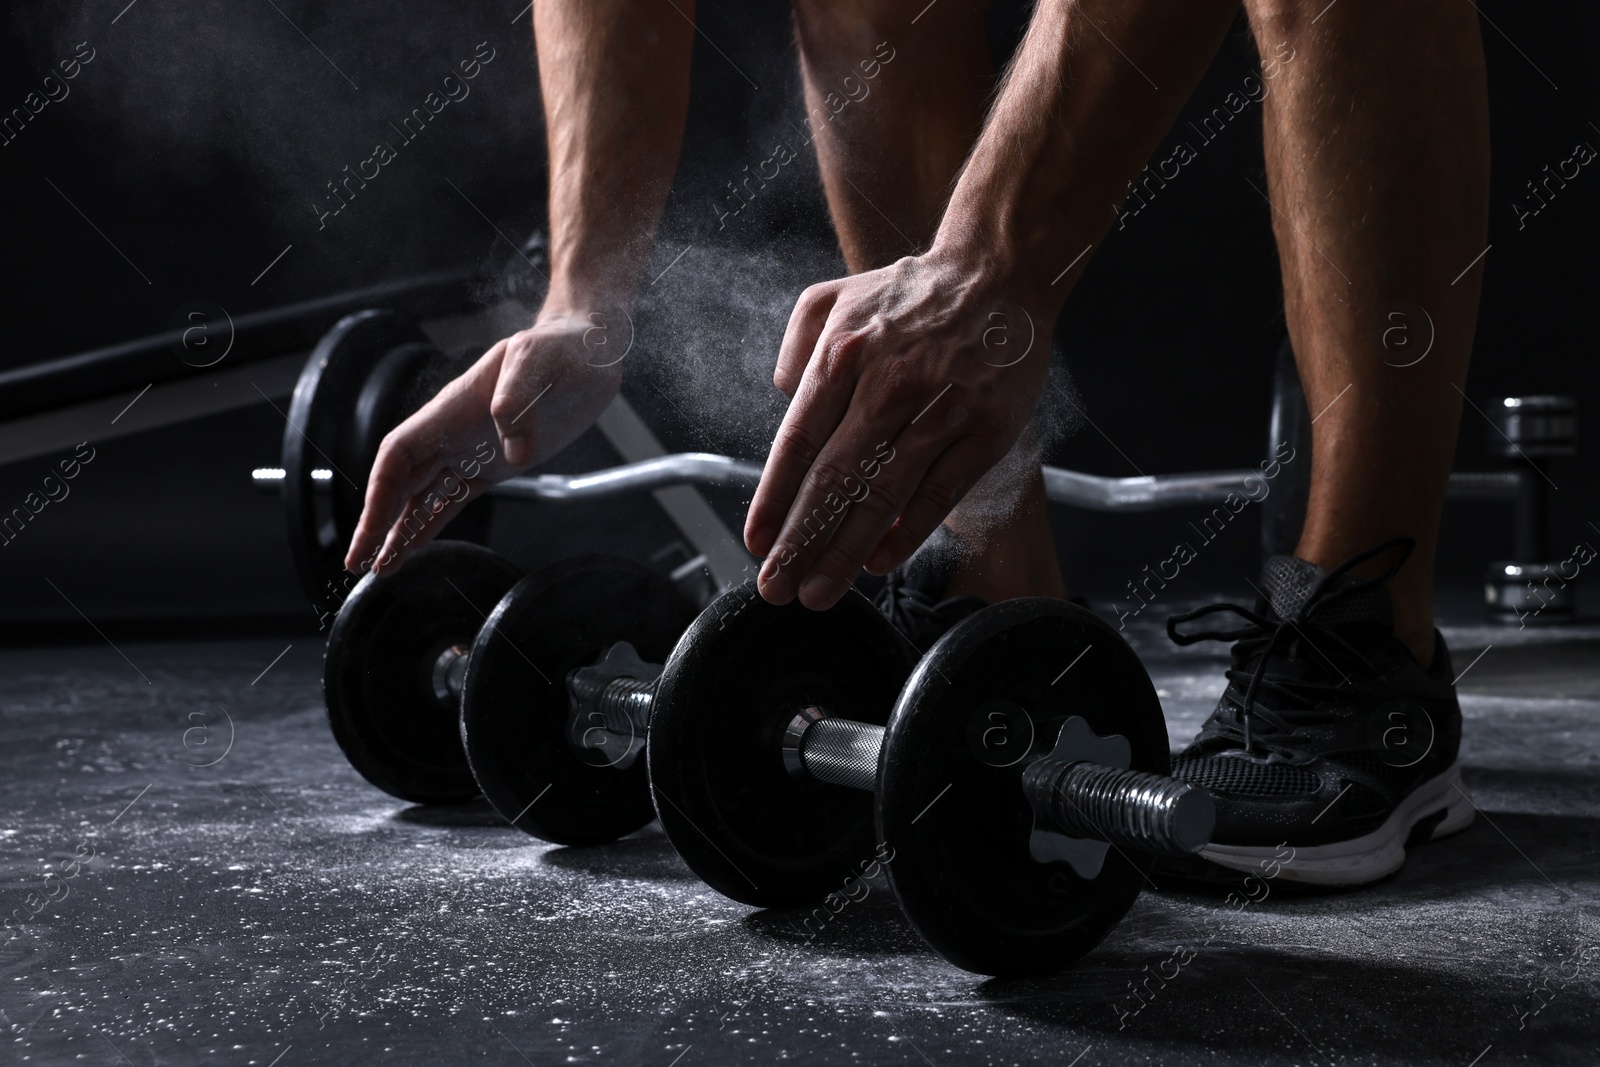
534 0 694 311
932 0 1242 317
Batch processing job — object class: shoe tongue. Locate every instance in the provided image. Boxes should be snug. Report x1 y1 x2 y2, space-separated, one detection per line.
1258 554 1393 629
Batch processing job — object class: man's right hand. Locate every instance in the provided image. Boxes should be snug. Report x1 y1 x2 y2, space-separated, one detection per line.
343 309 625 577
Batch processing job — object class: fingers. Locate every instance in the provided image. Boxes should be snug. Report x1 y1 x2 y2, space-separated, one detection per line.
864 445 990 576
370 467 481 573
770 431 935 610
774 282 841 399
758 383 990 610
347 343 505 574
764 431 998 611
344 433 436 573
754 353 954 606
347 311 624 578
744 330 862 559
755 365 1017 609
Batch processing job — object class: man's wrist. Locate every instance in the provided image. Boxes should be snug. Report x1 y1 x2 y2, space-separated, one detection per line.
539 280 638 325
923 223 1062 328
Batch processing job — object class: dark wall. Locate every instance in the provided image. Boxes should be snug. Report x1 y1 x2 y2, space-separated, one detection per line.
1 1 1595 628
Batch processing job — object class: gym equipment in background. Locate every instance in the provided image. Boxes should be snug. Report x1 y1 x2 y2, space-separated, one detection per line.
253 314 1579 623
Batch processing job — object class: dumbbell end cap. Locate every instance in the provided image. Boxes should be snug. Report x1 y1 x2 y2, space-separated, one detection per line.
1491 395 1578 458
1170 784 1216 854
781 706 826 780
1483 560 1578 620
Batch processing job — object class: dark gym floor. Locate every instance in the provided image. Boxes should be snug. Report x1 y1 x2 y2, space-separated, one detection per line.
3 590 1595 1067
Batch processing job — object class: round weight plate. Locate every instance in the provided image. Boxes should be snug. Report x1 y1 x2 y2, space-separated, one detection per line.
648 585 912 909
1261 336 1311 559
283 310 468 610
324 541 522 804
335 339 469 550
460 556 697 847
877 598 1169 977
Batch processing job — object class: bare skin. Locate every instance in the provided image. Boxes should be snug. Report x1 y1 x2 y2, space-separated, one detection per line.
349 0 1064 604
749 0 1243 609
1251 0 1489 664
346 0 695 575
750 0 1489 668
791 0 1065 603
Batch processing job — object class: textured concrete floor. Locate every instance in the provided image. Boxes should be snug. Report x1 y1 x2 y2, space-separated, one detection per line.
2 597 1597 1066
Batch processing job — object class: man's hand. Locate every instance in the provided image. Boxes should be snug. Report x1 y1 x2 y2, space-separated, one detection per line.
744 0 1248 612
343 311 623 576
744 250 1052 610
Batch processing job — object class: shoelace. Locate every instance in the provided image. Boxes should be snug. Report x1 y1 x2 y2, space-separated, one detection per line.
1166 538 1415 757
871 569 944 640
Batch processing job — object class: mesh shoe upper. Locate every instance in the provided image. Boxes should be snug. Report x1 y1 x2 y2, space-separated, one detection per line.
871 526 987 652
1167 539 1462 848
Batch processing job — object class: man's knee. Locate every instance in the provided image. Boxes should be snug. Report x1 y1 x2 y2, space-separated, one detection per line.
791 0 990 40
1241 0 1314 28
1243 0 1436 38
1241 0 1340 52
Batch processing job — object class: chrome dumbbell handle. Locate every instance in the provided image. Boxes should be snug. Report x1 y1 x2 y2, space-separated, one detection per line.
785 711 1211 858
784 712 880 791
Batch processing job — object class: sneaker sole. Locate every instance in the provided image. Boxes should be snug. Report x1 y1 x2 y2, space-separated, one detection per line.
1195 761 1476 887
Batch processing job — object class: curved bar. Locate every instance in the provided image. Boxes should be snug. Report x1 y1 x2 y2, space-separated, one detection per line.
491 453 765 502
498 456 1261 510
1041 466 1263 511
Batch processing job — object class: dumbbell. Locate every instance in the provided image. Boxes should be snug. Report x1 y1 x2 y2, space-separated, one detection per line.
643 587 1210 976
324 541 695 815
1483 395 1579 622
454 570 1210 975
457 558 909 851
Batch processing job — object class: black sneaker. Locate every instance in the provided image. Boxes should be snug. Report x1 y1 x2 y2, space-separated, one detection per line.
1163 538 1474 886
872 526 987 651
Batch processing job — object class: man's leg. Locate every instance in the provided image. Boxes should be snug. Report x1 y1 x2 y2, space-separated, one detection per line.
790 0 1066 603
1159 6 1487 883
1245 0 1490 665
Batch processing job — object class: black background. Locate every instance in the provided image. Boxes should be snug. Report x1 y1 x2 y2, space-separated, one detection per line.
0 0 1595 631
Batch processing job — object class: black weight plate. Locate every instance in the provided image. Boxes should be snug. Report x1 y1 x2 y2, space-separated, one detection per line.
284 310 433 608
460 556 697 846
1261 336 1310 559
324 541 522 804
648 584 912 909
335 339 472 550
877 598 1169 977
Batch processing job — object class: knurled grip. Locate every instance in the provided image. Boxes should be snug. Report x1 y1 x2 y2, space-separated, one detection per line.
1021 758 1214 856
798 717 883 792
